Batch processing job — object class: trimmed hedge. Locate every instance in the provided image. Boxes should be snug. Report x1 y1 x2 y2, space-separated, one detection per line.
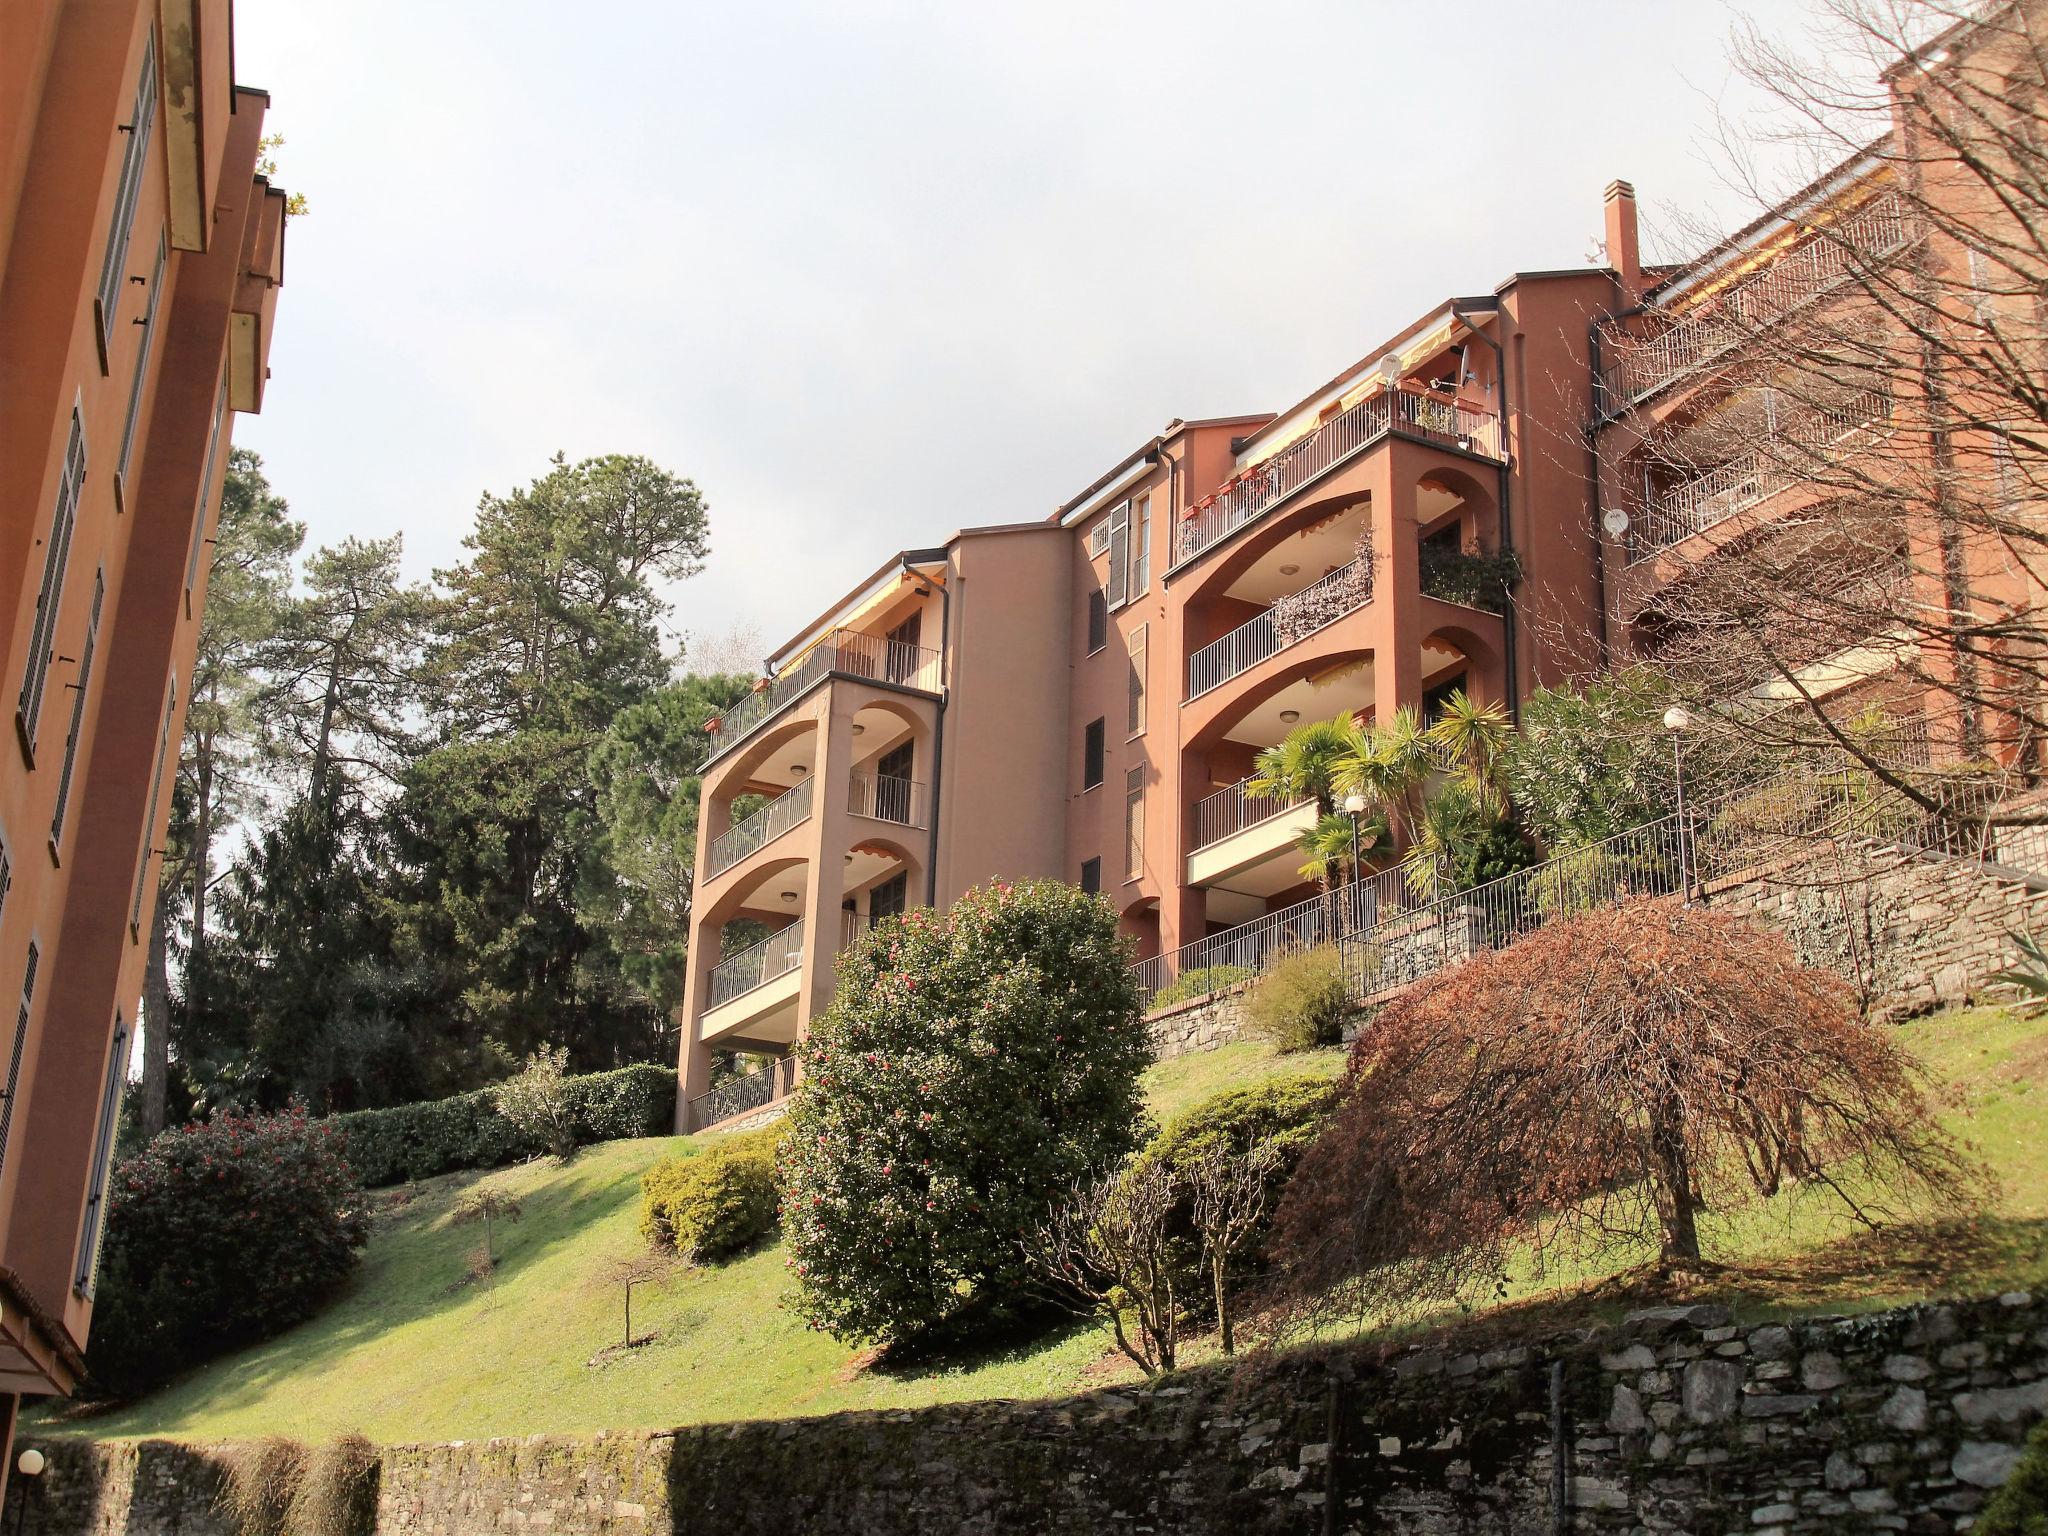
639 1123 783 1261
335 1063 674 1187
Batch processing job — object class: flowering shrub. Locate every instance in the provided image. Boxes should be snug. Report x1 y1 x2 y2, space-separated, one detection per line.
493 1044 576 1160
779 880 1150 1345
88 1105 370 1397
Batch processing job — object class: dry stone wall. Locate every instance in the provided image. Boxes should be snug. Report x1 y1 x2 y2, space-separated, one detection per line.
26 1293 2044 1535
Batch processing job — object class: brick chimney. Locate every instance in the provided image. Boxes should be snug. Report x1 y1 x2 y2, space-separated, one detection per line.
1604 178 1643 301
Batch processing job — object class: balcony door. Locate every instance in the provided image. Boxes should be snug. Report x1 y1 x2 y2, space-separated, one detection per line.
869 871 908 923
884 613 922 685
873 742 914 824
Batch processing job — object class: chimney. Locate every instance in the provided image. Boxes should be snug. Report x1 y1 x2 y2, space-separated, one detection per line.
1604 178 1643 300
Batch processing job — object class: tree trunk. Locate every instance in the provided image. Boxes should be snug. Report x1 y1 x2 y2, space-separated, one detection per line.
1212 1253 1235 1357
312 644 343 804
1648 1093 1704 1267
188 729 214 1026
139 892 174 1138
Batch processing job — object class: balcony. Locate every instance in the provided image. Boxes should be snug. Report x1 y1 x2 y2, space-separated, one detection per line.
1191 776 1310 851
706 776 814 877
1186 558 1372 700
847 771 928 829
1174 391 1503 569
1187 777 1318 894
707 920 806 1012
1599 190 1909 412
707 629 942 765
685 1055 798 1132
1625 389 1893 565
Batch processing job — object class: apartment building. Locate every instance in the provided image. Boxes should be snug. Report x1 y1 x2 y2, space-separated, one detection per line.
0 0 286 1456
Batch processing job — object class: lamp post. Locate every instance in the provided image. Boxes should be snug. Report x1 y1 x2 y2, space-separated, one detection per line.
13 1447 44 1536
1664 706 1694 902
1342 790 1368 930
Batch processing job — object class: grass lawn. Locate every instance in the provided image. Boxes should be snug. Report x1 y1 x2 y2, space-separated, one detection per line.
40 1006 2045 1445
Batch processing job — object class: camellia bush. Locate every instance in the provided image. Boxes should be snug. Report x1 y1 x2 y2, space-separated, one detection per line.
88 1105 370 1396
779 880 1150 1345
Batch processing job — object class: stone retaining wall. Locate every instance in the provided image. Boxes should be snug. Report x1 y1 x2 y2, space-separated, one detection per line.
27 1293 2044 1535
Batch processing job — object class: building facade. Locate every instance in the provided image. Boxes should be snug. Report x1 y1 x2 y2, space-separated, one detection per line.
0 0 286 1458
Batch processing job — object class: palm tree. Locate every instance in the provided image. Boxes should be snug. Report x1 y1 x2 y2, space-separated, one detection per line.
1334 705 1436 850
1246 715 1356 818
1425 688 1514 816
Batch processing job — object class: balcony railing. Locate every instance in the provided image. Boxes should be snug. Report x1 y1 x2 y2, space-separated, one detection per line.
705 776 814 877
707 629 942 764
687 1055 797 1132
1174 391 1503 568
1599 191 1910 411
847 771 928 828
1192 777 1311 852
707 920 806 1010
1186 558 1371 700
1625 388 1894 564
840 908 871 951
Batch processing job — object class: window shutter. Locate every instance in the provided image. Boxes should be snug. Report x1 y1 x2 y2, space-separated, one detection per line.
75 1015 129 1297
1124 766 1145 880
94 34 157 369
1083 718 1105 790
1131 494 1152 598
1105 502 1131 609
185 373 229 613
1127 625 1147 736
50 571 105 853
131 673 177 938
1086 587 1107 652
1080 857 1101 895
0 944 38 1182
19 411 86 755
116 230 169 503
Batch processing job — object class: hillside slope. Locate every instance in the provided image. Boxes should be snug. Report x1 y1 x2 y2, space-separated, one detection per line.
47 1008 2048 1444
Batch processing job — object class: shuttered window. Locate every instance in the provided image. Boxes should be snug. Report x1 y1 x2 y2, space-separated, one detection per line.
75 1014 129 1297
1086 587 1107 653
1079 857 1101 896
1104 501 1131 610
185 372 229 615
95 33 157 370
1127 625 1147 736
130 673 177 939
1124 766 1145 881
1130 494 1152 598
115 229 169 507
19 409 87 758
0 944 38 1182
1083 718 1105 790
49 571 105 856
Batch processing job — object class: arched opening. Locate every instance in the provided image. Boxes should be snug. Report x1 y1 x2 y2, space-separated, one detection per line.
837 832 926 950
845 699 933 832
1120 896 1161 965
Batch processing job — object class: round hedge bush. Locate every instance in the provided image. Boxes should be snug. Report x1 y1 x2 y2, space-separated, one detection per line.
88 1105 370 1396
640 1123 782 1262
779 880 1150 1345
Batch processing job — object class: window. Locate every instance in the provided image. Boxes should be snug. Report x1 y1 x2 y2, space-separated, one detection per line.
1124 766 1145 881
1079 857 1101 896
0 944 37 1181
1088 520 1113 558
1083 718 1105 790
75 1013 128 1298
1086 587 1107 653
885 612 923 685
115 228 168 507
19 408 86 759
1131 494 1152 598
873 741 914 823
94 32 157 370
869 871 908 923
131 672 177 939
184 372 229 616
1126 625 1147 736
1105 501 1131 609
50 570 105 856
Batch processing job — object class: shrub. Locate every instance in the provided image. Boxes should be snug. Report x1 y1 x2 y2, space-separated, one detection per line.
90 1107 371 1397
333 1063 672 1186
493 1044 576 1160
213 1434 379 1536
1977 1416 2048 1536
1147 965 1253 1010
1243 944 1350 1052
780 880 1150 1345
639 1123 782 1261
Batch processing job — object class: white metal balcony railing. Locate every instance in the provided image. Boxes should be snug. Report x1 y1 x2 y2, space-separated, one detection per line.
1185 557 1371 700
706 775 815 876
707 629 943 764
1625 388 1895 564
1600 191 1909 410
847 772 928 828
1175 391 1503 568
707 919 805 1010
840 908 871 951
1192 776 1310 852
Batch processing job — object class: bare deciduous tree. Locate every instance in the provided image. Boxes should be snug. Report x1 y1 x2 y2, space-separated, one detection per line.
1186 1143 1282 1357
1023 1157 1182 1376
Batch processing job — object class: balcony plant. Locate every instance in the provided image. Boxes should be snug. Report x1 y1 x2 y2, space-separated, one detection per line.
1416 543 1520 613
1269 526 1377 647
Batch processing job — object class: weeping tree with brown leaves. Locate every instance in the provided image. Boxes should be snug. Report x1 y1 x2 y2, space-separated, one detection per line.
1269 900 1979 1324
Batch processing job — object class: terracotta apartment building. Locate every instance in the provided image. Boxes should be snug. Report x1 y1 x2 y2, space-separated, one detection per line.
678 3 2044 1133
0 0 286 1452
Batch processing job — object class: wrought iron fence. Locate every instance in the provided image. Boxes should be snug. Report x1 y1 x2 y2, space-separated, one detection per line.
687 1055 797 1131
706 776 814 876
707 919 806 1010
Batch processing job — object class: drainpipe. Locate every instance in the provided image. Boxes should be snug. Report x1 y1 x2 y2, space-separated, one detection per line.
1451 302 1520 721
1584 280 1653 669
903 552 952 909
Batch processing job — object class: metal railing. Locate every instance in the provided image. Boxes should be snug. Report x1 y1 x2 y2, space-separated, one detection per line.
1600 191 1910 410
848 772 928 828
707 629 942 763
687 1055 798 1131
1626 388 1895 563
707 920 806 1010
706 776 814 876
1186 558 1371 700
1192 777 1310 852
1174 391 1502 568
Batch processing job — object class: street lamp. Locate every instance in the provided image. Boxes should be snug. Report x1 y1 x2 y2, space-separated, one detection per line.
1664 706 1694 902
1342 791 1368 918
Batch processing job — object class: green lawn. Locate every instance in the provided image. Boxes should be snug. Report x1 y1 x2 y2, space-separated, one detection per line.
40 1008 2045 1444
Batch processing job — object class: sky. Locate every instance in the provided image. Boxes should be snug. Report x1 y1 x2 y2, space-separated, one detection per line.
230 0 1821 669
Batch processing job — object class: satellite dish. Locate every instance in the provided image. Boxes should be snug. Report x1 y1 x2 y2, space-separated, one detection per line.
1377 353 1404 385
1602 507 1631 538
